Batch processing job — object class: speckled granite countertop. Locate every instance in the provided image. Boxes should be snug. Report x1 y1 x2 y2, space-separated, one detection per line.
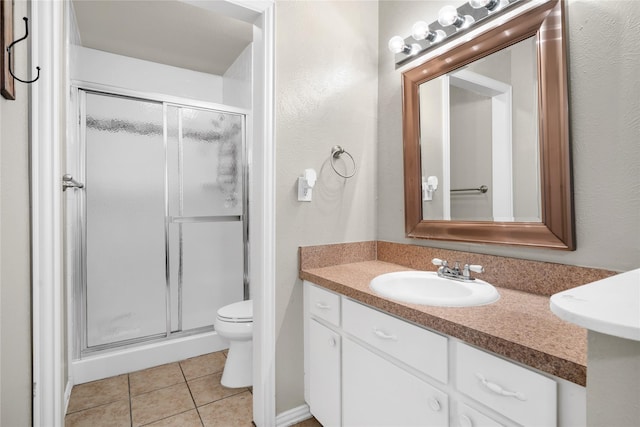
300 260 589 386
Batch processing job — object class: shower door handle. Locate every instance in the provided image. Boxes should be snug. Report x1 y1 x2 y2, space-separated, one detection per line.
62 174 84 191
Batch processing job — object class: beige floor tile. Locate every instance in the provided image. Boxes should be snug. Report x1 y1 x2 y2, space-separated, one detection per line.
198 391 253 427
144 409 203 427
180 351 227 380
188 372 247 407
67 375 129 414
291 417 323 427
129 362 185 396
131 382 195 427
64 399 130 427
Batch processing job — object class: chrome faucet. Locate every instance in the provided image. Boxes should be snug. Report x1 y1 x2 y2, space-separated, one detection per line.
432 258 484 282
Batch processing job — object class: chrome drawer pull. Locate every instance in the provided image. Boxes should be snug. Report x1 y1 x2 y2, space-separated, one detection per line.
372 327 397 341
315 302 331 310
476 373 527 401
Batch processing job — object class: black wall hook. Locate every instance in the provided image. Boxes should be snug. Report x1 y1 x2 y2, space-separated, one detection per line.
7 17 40 84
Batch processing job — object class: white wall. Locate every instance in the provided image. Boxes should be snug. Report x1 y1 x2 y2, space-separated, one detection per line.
0 0 33 424
275 0 378 413
71 46 224 103
377 0 640 272
223 43 252 109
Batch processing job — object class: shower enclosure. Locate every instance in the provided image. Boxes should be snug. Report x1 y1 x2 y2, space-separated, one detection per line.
66 88 247 380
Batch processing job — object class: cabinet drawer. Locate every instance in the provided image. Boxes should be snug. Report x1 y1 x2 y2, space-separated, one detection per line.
455 342 557 427
306 282 340 326
342 298 448 383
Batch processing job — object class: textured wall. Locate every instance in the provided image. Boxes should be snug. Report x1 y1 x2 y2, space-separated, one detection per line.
377 0 640 272
0 0 33 424
275 0 378 413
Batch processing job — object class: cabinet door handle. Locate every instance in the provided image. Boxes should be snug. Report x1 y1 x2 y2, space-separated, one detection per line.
328 337 337 347
315 302 331 310
476 373 527 401
372 327 397 341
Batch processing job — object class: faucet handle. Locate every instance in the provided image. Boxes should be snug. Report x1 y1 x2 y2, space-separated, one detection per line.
467 264 484 273
432 258 446 266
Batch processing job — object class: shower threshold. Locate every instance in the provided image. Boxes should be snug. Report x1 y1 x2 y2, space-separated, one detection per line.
72 328 228 384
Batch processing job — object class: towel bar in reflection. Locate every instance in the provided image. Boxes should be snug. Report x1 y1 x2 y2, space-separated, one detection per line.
451 185 488 194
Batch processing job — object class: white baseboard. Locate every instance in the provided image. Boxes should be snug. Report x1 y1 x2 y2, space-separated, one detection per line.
276 404 312 427
72 331 227 384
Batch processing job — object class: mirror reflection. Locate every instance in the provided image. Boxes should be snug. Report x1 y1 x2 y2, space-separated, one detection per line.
420 36 540 222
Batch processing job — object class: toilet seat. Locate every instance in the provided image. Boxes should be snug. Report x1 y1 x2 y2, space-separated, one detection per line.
217 299 253 323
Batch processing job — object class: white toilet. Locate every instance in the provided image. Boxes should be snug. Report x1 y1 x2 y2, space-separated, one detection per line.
214 299 253 388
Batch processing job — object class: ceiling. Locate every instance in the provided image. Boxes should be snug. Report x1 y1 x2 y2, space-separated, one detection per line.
72 0 254 75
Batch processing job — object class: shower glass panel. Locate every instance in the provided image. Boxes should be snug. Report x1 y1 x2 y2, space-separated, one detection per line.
84 93 167 347
79 90 246 353
166 105 245 332
170 108 244 216
171 222 244 330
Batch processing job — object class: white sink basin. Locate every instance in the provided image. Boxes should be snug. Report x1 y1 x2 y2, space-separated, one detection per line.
370 271 500 307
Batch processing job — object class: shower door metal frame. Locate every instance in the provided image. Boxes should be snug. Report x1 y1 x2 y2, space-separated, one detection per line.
70 82 251 357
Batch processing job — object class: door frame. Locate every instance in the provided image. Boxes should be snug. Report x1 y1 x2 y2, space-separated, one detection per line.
30 1 276 425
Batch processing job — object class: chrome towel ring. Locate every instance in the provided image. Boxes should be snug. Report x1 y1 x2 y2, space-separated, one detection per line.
330 145 356 178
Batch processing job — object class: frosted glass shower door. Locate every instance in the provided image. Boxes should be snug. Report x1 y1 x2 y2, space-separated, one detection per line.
84 92 167 348
167 106 245 331
78 90 247 352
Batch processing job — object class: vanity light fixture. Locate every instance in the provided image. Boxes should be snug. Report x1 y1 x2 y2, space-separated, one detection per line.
438 5 473 29
388 0 523 66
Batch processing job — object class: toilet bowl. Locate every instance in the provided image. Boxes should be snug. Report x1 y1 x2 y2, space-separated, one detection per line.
214 299 253 388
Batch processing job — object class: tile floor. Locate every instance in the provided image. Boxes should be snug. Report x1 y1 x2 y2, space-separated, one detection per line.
65 350 322 427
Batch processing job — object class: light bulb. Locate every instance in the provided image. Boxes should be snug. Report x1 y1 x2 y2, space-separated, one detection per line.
409 43 422 56
471 0 510 12
388 36 408 54
411 21 430 40
469 0 499 10
412 21 446 44
428 29 446 43
438 5 463 27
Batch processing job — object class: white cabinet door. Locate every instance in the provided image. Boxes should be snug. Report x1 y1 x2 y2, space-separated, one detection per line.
309 319 341 427
343 338 449 427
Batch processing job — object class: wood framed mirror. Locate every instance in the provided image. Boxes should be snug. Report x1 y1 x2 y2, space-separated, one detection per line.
402 0 575 250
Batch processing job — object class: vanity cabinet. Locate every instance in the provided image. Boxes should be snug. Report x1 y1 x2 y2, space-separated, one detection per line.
304 281 583 427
